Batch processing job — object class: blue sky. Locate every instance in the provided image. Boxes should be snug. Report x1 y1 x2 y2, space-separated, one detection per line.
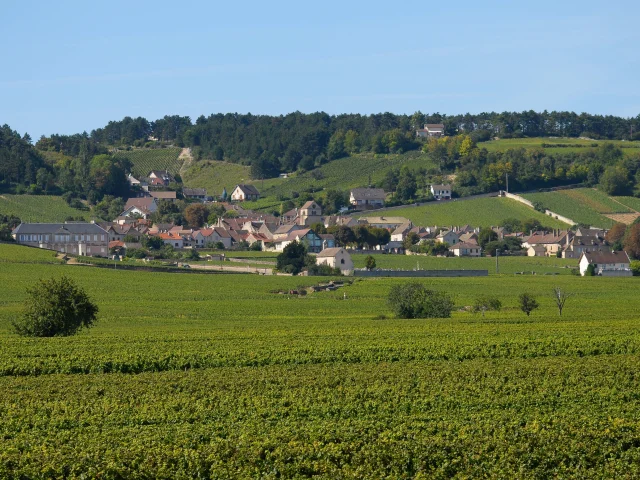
2 0 639 139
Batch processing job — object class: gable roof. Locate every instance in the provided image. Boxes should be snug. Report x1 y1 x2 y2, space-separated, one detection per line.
350 188 386 201
317 247 346 257
431 184 452 191
301 200 320 210
150 191 177 200
581 251 630 264
449 242 481 250
183 188 207 196
125 197 156 211
425 124 445 129
234 184 260 196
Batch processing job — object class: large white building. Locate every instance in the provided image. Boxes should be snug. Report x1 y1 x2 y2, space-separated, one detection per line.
578 251 632 276
12 222 109 256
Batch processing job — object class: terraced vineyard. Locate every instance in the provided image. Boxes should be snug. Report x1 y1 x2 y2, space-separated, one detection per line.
1 245 640 477
112 147 183 178
0 194 91 222
521 188 629 228
361 197 569 229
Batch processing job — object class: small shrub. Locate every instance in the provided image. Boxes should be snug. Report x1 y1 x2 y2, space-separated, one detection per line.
518 293 539 317
472 296 502 316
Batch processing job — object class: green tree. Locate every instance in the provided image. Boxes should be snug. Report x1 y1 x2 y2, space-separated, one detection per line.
402 231 420 250
396 167 417 201
623 223 640 259
388 283 454 319
599 165 631 195
327 130 346 160
478 227 498 248
472 295 502 316
518 293 539 317
184 203 209 227
276 241 314 275
12 276 98 337
365 255 376 271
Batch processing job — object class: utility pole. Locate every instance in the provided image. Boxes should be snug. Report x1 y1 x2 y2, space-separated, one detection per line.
495 249 499 274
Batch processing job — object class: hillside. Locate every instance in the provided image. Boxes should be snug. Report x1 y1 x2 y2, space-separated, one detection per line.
181 160 251 197
0 195 91 222
112 147 183 178
481 137 640 157
521 188 640 228
360 197 570 229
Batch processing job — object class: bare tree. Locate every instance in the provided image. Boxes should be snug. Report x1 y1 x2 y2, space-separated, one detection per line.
552 287 572 316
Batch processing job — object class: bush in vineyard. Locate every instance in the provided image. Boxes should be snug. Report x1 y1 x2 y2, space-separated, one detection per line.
388 282 454 319
12 276 98 337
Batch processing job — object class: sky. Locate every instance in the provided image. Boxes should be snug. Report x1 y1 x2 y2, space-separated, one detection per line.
2 0 639 139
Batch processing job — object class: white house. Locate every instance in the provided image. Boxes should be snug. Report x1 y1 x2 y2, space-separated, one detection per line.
231 184 260 202
430 184 452 200
436 229 459 245
449 242 482 257
12 222 109 257
416 124 445 138
578 251 632 276
349 188 386 208
316 247 354 275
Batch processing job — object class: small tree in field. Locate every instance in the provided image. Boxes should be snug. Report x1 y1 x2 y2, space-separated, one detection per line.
472 295 502 316
388 283 454 319
13 276 98 337
552 286 572 316
365 255 376 271
518 293 539 317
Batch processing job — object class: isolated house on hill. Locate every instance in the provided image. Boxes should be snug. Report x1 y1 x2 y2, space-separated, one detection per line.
430 184 452 200
416 124 445 138
231 184 260 201
350 188 386 208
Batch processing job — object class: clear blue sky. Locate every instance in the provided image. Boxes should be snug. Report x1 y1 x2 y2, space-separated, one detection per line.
2 0 639 140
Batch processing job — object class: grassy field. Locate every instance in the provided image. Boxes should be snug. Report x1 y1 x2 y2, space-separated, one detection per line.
1 244 640 476
0 194 91 222
482 137 640 157
361 197 569 228
112 147 183 178
350 253 576 274
521 188 627 228
181 160 251 197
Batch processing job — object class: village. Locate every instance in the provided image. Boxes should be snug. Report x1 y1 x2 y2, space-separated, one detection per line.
10 168 632 277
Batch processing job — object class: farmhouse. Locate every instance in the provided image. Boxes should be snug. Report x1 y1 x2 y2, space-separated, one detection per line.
231 184 260 202
349 188 386 209
122 197 158 219
430 184 452 200
523 230 573 257
416 124 445 138
436 229 460 245
562 234 609 259
578 251 631 276
316 247 354 275
12 222 109 256
183 188 208 201
449 242 482 257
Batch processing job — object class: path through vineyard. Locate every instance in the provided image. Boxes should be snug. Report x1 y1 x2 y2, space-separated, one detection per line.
178 148 194 178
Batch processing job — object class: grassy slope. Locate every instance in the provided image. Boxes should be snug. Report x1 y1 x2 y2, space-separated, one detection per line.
0 195 91 222
181 160 251 197
1 245 640 476
361 197 569 228
112 147 183 177
521 188 625 228
482 137 640 157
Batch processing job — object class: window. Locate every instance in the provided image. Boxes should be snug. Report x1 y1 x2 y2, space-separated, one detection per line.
341 258 345 264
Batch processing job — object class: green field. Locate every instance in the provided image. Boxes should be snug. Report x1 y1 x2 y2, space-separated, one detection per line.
350 253 576 274
182 160 251 198
521 188 628 228
112 147 183 178
0 194 91 222
482 137 640 157
361 197 569 229
1 244 640 476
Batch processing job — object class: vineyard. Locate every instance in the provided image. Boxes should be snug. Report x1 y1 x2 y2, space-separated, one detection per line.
181 160 251 198
361 197 569 229
521 188 628 228
482 137 640 158
0 194 90 222
112 147 183 178
1 245 640 477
